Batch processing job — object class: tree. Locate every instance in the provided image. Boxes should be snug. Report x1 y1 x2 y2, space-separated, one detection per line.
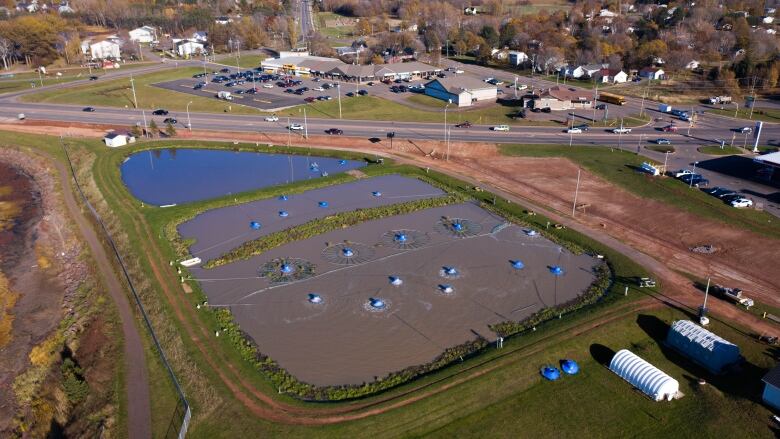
287 17 298 48
0 37 9 70
131 124 142 138
165 122 177 137
148 120 158 137
479 25 499 49
355 18 371 36
476 42 492 66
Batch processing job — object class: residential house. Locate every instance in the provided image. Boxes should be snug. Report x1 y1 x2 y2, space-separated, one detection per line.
562 63 606 79
215 16 232 25
594 68 628 83
83 39 121 60
639 67 665 80
57 2 74 14
424 75 497 107
532 86 592 111
129 26 157 43
763 16 774 24
173 39 205 57
491 48 508 61
464 6 484 15
685 60 700 70
192 31 208 43
103 133 135 148
508 51 529 66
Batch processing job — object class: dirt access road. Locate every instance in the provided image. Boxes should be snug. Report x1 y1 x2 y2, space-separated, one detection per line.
53 151 151 438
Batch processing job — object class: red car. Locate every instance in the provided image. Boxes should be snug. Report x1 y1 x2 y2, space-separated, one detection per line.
304 96 316 103
455 121 472 128
662 125 678 132
325 128 343 135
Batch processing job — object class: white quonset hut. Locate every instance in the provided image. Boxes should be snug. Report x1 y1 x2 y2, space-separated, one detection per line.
665 320 740 374
609 349 679 401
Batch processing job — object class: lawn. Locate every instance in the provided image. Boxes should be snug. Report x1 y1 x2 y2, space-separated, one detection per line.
9 130 776 437
0 63 155 95
697 145 747 155
316 11 355 39
709 107 780 123
213 54 266 69
500 144 780 240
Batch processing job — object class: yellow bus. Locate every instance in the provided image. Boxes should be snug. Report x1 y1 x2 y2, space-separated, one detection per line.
598 92 626 106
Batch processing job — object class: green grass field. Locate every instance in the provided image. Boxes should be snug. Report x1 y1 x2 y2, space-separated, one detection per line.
500 144 780 240
697 145 747 155
0 63 155 95
213 54 266 69
5 131 778 437
316 12 356 39
709 107 780 123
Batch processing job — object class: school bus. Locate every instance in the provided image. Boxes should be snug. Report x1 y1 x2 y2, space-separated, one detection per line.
598 92 626 105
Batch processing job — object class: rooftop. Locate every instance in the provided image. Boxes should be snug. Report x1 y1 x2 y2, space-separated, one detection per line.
426 75 496 94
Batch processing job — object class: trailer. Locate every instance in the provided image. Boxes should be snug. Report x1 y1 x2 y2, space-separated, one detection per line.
708 96 732 104
713 284 754 308
216 91 233 100
659 104 672 113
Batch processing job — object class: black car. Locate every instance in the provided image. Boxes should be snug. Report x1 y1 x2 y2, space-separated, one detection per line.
82 107 96 112
704 187 737 198
284 88 294 93
225 81 237 87
89 76 99 80
345 92 355 97
573 124 590 131
358 89 368 96
721 193 742 203
163 118 177 124
192 73 206 78
152 109 169 116
595 103 606 110
680 174 709 187
220 68 231 73
325 128 343 135
211 78 224 83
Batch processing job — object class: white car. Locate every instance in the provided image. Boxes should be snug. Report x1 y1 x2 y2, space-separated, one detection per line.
262 83 273 88
288 123 304 131
492 125 510 131
730 198 753 208
454 69 464 74
673 169 694 178
314 86 325 91
264 115 279 122
612 127 632 134
566 128 583 134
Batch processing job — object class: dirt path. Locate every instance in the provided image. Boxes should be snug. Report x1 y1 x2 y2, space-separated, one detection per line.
52 156 151 437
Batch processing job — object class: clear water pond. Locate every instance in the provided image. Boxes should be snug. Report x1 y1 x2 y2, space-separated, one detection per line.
120 148 365 205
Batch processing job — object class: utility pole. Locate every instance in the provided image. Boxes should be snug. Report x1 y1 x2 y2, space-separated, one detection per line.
186 101 192 132
446 126 452 161
749 75 757 120
287 116 291 147
572 168 581 217
639 79 650 117
130 74 138 109
663 151 670 174
141 110 148 138
444 101 451 149
337 81 342 119
37 68 43 87
592 82 598 122
303 107 308 139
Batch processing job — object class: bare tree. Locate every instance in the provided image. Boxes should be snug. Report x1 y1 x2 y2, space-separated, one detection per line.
0 37 10 70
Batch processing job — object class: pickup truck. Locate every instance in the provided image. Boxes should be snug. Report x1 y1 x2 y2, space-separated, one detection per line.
612 127 632 134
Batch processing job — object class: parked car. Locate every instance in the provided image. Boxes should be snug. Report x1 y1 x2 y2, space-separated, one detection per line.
82 107 95 112
455 121 472 128
730 197 753 208
284 88 294 93
152 109 168 115
319 95 332 101
89 76 99 80
192 73 206 78
163 118 177 124
566 128 583 134
264 115 279 122
325 128 343 135
492 125 510 131
261 83 273 89
345 92 355 97
220 68 230 73
358 89 368 96
313 86 325 91
454 69 464 74
655 138 671 145
704 187 737 198
680 174 709 187
673 169 695 178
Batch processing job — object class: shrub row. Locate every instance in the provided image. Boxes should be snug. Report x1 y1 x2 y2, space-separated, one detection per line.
204 193 464 268
214 306 488 400
490 261 612 337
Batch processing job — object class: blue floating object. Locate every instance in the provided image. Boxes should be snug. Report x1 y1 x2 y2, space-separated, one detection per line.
278 195 288 201
280 264 292 274
444 266 458 276
541 366 561 381
560 359 579 375
439 284 454 294
389 276 403 286
453 222 464 231
278 210 289 217
250 221 261 230
342 247 354 257
511 260 525 270
372 191 382 197
549 266 564 276
318 201 329 208
394 233 408 242
339 159 347 165
308 293 323 304
369 297 386 309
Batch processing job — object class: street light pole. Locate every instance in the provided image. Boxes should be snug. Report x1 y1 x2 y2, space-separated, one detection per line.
287 116 291 147
689 161 698 188
572 168 581 217
444 101 451 150
186 101 192 132
663 151 670 174
337 81 342 119
446 126 452 161
303 107 308 139
130 74 138 109
141 110 148 138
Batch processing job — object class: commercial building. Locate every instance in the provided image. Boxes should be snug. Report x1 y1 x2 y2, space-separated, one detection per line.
753 151 780 184
609 349 679 401
762 364 780 410
260 54 441 83
424 76 498 107
532 86 593 111
665 320 740 374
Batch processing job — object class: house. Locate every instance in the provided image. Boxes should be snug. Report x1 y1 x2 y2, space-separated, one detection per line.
83 39 121 60
57 2 74 14
336 46 360 56
763 365 780 410
594 68 628 83
766 7 776 15
532 86 593 111
173 39 205 57
562 63 606 79
129 26 157 43
424 75 497 107
103 133 135 148
508 51 529 66
599 9 618 18
639 67 665 80
491 48 508 60
763 16 774 24
464 6 484 15
16 0 40 13
685 60 700 70
192 31 208 43
215 16 232 25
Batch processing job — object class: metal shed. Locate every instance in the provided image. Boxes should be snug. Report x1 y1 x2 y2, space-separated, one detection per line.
609 349 679 401
665 320 740 374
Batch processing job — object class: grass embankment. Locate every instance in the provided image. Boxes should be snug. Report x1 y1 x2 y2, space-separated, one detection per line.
0 63 156 95
697 145 747 155
646 144 676 153
709 107 780 123
212 54 266 69
50 136 776 436
501 144 780 240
